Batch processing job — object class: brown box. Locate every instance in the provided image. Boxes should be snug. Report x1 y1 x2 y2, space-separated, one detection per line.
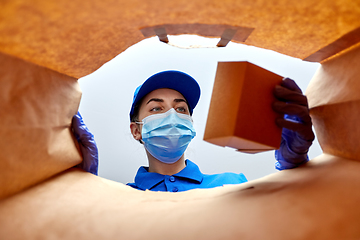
203 61 283 153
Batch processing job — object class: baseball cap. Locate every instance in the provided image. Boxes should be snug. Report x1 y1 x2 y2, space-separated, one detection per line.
129 70 201 120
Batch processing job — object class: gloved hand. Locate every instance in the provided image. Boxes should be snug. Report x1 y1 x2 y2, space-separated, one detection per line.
72 112 99 175
272 78 315 170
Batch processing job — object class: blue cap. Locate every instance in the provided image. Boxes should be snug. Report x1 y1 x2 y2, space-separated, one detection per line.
130 70 201 120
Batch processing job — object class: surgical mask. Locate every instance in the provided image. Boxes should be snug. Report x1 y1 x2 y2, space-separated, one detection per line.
137 108 196 164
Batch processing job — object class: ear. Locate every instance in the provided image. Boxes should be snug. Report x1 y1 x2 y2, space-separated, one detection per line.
130 122 142 141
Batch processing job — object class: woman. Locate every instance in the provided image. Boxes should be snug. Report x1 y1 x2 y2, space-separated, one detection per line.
73 70 314 192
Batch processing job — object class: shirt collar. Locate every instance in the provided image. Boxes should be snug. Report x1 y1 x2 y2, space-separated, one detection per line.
134 160 203 190
134 167 164 190
174 160 203 183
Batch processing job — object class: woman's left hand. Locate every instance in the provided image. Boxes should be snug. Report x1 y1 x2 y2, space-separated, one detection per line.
272 78 315 170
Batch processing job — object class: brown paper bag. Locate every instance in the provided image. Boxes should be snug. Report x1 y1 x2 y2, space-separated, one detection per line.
306 43 360 160
1 155 360 239
0 52 82 199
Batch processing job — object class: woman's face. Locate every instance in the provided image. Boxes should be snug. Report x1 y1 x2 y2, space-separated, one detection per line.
137 88 190 121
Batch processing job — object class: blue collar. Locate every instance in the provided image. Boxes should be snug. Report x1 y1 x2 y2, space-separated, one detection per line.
134 160 203 190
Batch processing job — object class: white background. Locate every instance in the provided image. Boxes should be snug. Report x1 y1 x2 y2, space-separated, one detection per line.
78 35 322 184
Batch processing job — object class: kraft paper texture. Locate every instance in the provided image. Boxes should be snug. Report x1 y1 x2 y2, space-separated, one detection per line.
0 52 82 199
305 43 360 160
1 0 360 78
306 43 360 108
1 154 360 239
1 1 360 239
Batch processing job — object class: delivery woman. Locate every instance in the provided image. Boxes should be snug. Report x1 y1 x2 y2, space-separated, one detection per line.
72 70 314 192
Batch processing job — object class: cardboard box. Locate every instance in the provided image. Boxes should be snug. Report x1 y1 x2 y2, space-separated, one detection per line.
204 61 283 153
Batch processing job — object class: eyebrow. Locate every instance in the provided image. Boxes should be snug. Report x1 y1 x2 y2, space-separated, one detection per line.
146 98 163 104
174 98 187 104
146 98 187 105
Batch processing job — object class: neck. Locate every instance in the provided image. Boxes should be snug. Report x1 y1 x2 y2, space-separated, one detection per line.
146 151 186 175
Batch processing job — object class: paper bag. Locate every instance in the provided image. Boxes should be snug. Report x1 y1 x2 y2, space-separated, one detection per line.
0 52 82 199
306 43 360 160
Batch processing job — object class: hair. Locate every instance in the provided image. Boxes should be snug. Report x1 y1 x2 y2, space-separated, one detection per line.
130 101 142 123
130 98 143 144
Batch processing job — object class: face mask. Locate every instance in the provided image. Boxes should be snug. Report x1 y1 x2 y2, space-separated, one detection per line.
137 108 196 164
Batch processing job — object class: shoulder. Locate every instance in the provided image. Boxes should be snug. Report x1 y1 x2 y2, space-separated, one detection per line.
126 182 141 190
201 172 248 187
184 160 248 188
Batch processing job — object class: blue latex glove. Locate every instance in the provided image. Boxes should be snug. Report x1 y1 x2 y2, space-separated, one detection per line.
72 112 99 175
272 78 315 170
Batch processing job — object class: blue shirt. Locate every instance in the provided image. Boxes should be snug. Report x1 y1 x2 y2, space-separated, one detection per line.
127 160 248 192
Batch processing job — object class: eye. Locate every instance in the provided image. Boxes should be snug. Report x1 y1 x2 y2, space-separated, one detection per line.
176 107 187 113
150 106 162 112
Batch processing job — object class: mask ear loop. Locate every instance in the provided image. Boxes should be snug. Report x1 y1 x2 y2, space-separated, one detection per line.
135 121 144 144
